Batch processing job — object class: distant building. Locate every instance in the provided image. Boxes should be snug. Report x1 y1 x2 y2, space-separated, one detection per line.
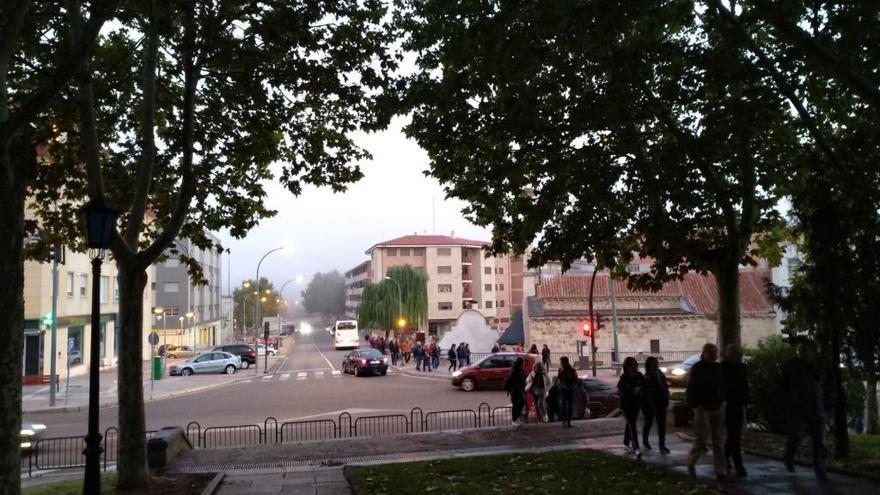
770 243 803 332
360 234 524 337
151 234 224 350
344 260 371 319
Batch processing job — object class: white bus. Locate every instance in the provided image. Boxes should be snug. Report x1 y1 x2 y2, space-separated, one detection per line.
334 320 360 350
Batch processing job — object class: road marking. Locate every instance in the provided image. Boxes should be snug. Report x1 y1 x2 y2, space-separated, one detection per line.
289 368 332 372
280 373 290 381
261 374 272 380
314 371 325 379
310 333 336 371
331 370 342 376
297 372 307 380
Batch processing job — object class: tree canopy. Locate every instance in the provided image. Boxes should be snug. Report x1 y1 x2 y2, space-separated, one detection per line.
233 278 283 333
358 265 428 332
301 271 346 320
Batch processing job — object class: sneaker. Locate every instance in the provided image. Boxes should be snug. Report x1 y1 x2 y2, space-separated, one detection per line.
643 442 652 451
635 450 642 460
687 465 696 478
659 447 671 454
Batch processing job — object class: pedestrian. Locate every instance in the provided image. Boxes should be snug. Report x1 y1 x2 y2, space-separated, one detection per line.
505 357 528 424
686 343 727 481
556 356 578 427
456 343 466 368
783 339 829 481
526 362 551 422
722 344 749 477
528 343 539 355
423 343 433 372
541 344 551 370
401 339 412 365
642 356 670 454
618 357 645 459
430 341 440 370
413 341 423 372
448 344 458 372
491 343 500 353
546 377 561 422
463 342 471 365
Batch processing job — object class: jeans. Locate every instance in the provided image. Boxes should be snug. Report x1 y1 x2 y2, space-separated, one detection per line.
643 403 668 449
432 354 440 369
448 359 457 372
422 356 432 371
560 389 574 424
532 391 547 422
725 405 745 469
623 406 641 451
785 415 828 478
688 406 727 476
415 356 422 371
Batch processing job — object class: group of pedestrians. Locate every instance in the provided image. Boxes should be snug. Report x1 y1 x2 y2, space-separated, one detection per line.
504 356 584 426
446 342 472 371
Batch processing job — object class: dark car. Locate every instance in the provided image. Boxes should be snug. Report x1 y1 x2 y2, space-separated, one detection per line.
342 348 388 376
212 343 257 369
666 353 701 388
580 377 620 418
451 352 536 391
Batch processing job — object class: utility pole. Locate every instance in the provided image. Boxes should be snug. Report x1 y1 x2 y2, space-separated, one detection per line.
48 244 61 406
588 267 598 377
610 273 621 376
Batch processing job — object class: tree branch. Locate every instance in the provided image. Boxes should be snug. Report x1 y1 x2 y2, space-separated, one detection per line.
124 0 159 247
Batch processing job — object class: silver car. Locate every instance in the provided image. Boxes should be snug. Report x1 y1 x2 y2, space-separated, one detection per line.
170 351 240 376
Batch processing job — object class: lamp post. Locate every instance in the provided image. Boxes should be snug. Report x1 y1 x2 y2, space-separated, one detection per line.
384 276 405 334
153 307 168 373
82 195 118 495
185 311 195 350
254 246 284 373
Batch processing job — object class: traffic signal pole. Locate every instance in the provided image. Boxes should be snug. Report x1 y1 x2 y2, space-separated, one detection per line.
610 275 621 376
588 268 598 377
48 245 59 407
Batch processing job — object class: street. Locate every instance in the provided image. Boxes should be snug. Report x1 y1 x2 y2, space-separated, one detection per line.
25 329 513 438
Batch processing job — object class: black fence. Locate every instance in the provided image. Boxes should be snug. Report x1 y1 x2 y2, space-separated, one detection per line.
25 427 157 477
449 350 698 369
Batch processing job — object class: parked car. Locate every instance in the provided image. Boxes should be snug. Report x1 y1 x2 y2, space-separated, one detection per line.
21 421 47 455
253 344 277 356
169 351 241 376
163 345 196 360
579 377 620 418
342 348 388 376
68 348 82 365
667 353 701 387
451 352 537 391
212 343 257 369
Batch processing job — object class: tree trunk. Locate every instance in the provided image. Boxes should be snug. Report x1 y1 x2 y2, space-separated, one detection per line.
829 321 849 457
115 263 150 490
714 256 742 352
866 375 879 435
0 142 28 495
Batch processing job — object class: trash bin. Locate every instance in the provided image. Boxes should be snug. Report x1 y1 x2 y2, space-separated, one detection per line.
152 355 163 380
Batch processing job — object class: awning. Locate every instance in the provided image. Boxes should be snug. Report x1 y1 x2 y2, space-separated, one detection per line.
497 311 524 345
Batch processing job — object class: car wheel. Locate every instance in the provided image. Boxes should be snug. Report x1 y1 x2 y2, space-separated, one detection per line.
461 378 476 392
241 360 250 369
354 367 361 377
182 368 193 376
342 362 347 374
73 358 81 365
224 365 236 374
380 370 387 376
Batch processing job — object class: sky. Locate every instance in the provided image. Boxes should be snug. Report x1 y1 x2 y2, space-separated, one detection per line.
215 116 490 297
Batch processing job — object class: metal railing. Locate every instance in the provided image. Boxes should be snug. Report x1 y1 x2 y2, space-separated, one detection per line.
443 350 698 369
26 427 156 477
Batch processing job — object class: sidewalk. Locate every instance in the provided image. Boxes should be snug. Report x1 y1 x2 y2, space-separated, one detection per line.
168 418 878 495
23 354 288 413
393 361 623 385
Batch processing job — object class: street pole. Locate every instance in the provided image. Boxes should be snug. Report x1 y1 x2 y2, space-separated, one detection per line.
162 313 167 373
610 274 621 376
588 267 598 377
83 254 105 494
49 247 59 407
255 247 284 374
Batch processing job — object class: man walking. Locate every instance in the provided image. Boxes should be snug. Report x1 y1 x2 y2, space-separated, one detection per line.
722 344 749 477
541 344 551 370
783 339 829 481
686 343 727 481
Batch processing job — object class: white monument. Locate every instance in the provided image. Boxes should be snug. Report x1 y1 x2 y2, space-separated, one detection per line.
438 309 499 353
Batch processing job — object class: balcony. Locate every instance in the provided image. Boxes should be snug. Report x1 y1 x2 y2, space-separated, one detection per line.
461 267 472 281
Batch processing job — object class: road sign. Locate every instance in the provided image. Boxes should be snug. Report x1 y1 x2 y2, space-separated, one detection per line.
148 331 160 346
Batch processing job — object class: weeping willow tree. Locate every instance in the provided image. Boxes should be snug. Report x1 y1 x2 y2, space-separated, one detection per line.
358 265 428 331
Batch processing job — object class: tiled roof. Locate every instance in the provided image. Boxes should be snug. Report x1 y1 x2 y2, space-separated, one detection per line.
366 235 490 253
537 270 775 315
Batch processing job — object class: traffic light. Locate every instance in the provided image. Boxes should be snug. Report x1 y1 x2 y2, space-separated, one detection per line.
595 313 605 331
579 320 592 337
41 312 55 327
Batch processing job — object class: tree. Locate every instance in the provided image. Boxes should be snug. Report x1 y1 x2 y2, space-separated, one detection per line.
301 271 346 320
358 265 427 333
232 278 282 335
395 0 796 352
0 2 120 492
24 1 395 489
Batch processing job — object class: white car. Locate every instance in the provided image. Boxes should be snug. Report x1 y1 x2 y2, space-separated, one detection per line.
253 344 277 356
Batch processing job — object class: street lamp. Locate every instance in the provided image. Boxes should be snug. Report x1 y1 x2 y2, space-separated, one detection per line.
254 245 287 373
153 307 168 373
185 311 195 350
385 276 405 333
82 195 118 495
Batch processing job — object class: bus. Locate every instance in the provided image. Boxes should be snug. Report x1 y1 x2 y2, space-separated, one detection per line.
334 320 360 350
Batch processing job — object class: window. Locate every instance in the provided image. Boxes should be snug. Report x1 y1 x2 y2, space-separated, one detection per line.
496 267 504 275
151 281 156 291
399 248 410 256
100 323 106 357
113 278 119 302
437 247 451 256
437 266 452 274
68 326 84 365
437 284 452 293
438 302 453 310
788 257 803 275
496 283 505 291
99 276 109 303
79 274 88 297
485 301 493 309
164 282 180 293
387 248 397 256
484 283 492 292
165 258 180 268
650 339 660 353
414 266 424 272
484 267 491 275
413 248 425 255
627 264 641 273
66 272 74 297
498 300 506 308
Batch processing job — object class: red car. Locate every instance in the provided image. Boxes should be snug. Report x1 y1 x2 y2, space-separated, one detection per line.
451 352 537 391
579 376 621 418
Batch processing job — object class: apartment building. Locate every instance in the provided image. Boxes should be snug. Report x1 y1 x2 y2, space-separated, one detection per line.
151 234 225 350
344 260 371 319
359 234 524 336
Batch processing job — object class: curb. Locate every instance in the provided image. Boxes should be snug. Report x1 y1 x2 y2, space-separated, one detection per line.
391 365 452 382
201 472 225 495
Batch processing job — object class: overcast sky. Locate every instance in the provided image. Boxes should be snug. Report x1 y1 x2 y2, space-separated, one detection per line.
215 116 490 297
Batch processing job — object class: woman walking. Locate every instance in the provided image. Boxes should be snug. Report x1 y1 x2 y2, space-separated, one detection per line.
448 344 458 372
642 356 670 454
557 356 579 427
618 357 645 459
526 362 552 422
505 357 528 424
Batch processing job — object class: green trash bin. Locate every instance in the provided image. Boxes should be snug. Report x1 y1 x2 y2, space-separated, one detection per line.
153 355 163 380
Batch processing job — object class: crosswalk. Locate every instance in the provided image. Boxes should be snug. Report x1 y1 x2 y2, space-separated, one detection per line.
242 369 364 384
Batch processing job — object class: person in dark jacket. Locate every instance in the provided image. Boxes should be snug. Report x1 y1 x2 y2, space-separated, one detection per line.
783 339 828 481
491 343 500 353
541 344 551 370
413 342 424 372
722 344 749 477
528 343 539 355
546 377 561 422
448 344 458 372
505 357 528 424
686 343 727 480
618 357 645 459
456 343 466 367
642 356 670 454
556 357 579 427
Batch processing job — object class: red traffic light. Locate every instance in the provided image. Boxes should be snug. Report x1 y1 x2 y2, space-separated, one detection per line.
578 320 592 337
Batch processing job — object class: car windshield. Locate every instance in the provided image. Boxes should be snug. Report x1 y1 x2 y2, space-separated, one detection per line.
359 349 382 359
682 354 701 366
337 322 356 330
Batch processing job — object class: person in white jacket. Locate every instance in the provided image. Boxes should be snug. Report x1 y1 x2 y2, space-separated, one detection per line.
525 362 552 422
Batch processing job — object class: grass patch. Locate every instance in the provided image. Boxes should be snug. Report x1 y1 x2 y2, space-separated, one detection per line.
346 449 718 495
848 434 880 473
23 474 117 495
